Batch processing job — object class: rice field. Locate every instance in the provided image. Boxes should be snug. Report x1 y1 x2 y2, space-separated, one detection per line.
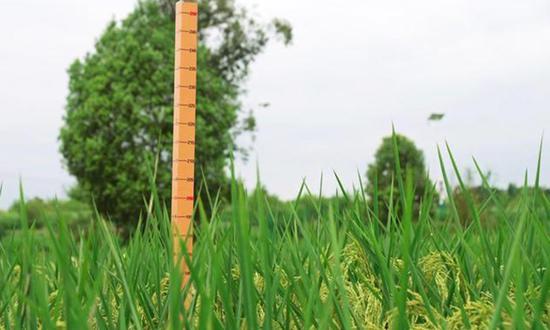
0 146 549 329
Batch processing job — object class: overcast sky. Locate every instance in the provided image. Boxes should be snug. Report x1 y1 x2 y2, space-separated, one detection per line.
1 0 549 208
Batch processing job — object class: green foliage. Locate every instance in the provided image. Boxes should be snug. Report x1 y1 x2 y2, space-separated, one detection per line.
450 184 550 228
246 185 286 226
9 198 54 222
0 197 91 238
366 133 437 222
0 148 549 329
0 210 18 233
59 0 292 226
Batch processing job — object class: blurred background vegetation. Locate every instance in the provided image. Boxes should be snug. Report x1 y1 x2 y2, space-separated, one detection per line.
0 197 91 242
1 0 548 239
3 131 548 242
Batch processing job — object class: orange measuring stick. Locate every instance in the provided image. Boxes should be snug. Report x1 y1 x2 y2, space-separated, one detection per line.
172 0 198 287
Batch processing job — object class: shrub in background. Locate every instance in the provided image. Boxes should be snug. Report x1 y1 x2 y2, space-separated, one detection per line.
0 198 91 239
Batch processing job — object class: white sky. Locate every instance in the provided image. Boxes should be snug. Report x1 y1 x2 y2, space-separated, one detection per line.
0 0 549 208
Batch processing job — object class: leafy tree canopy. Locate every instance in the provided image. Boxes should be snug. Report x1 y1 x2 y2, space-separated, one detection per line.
366 134 436 222
60 0 292 226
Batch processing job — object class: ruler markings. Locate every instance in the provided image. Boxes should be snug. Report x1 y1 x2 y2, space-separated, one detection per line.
177 11 198 16
175 66 197 70
172 1 197 289
177 48 197 52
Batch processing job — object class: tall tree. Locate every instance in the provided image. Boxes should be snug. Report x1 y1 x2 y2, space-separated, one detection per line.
60 0 291 226
366 134 436 222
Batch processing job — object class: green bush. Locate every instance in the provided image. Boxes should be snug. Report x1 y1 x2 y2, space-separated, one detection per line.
0 211 19 233
0 198 92 239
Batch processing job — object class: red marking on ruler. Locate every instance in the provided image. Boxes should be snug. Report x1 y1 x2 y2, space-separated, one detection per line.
173 197 194 201
172 1 198 295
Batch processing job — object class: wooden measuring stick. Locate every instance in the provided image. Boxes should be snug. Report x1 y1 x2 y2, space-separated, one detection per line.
172 0 198 287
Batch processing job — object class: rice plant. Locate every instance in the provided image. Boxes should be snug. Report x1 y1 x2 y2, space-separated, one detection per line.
0 144 548 329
